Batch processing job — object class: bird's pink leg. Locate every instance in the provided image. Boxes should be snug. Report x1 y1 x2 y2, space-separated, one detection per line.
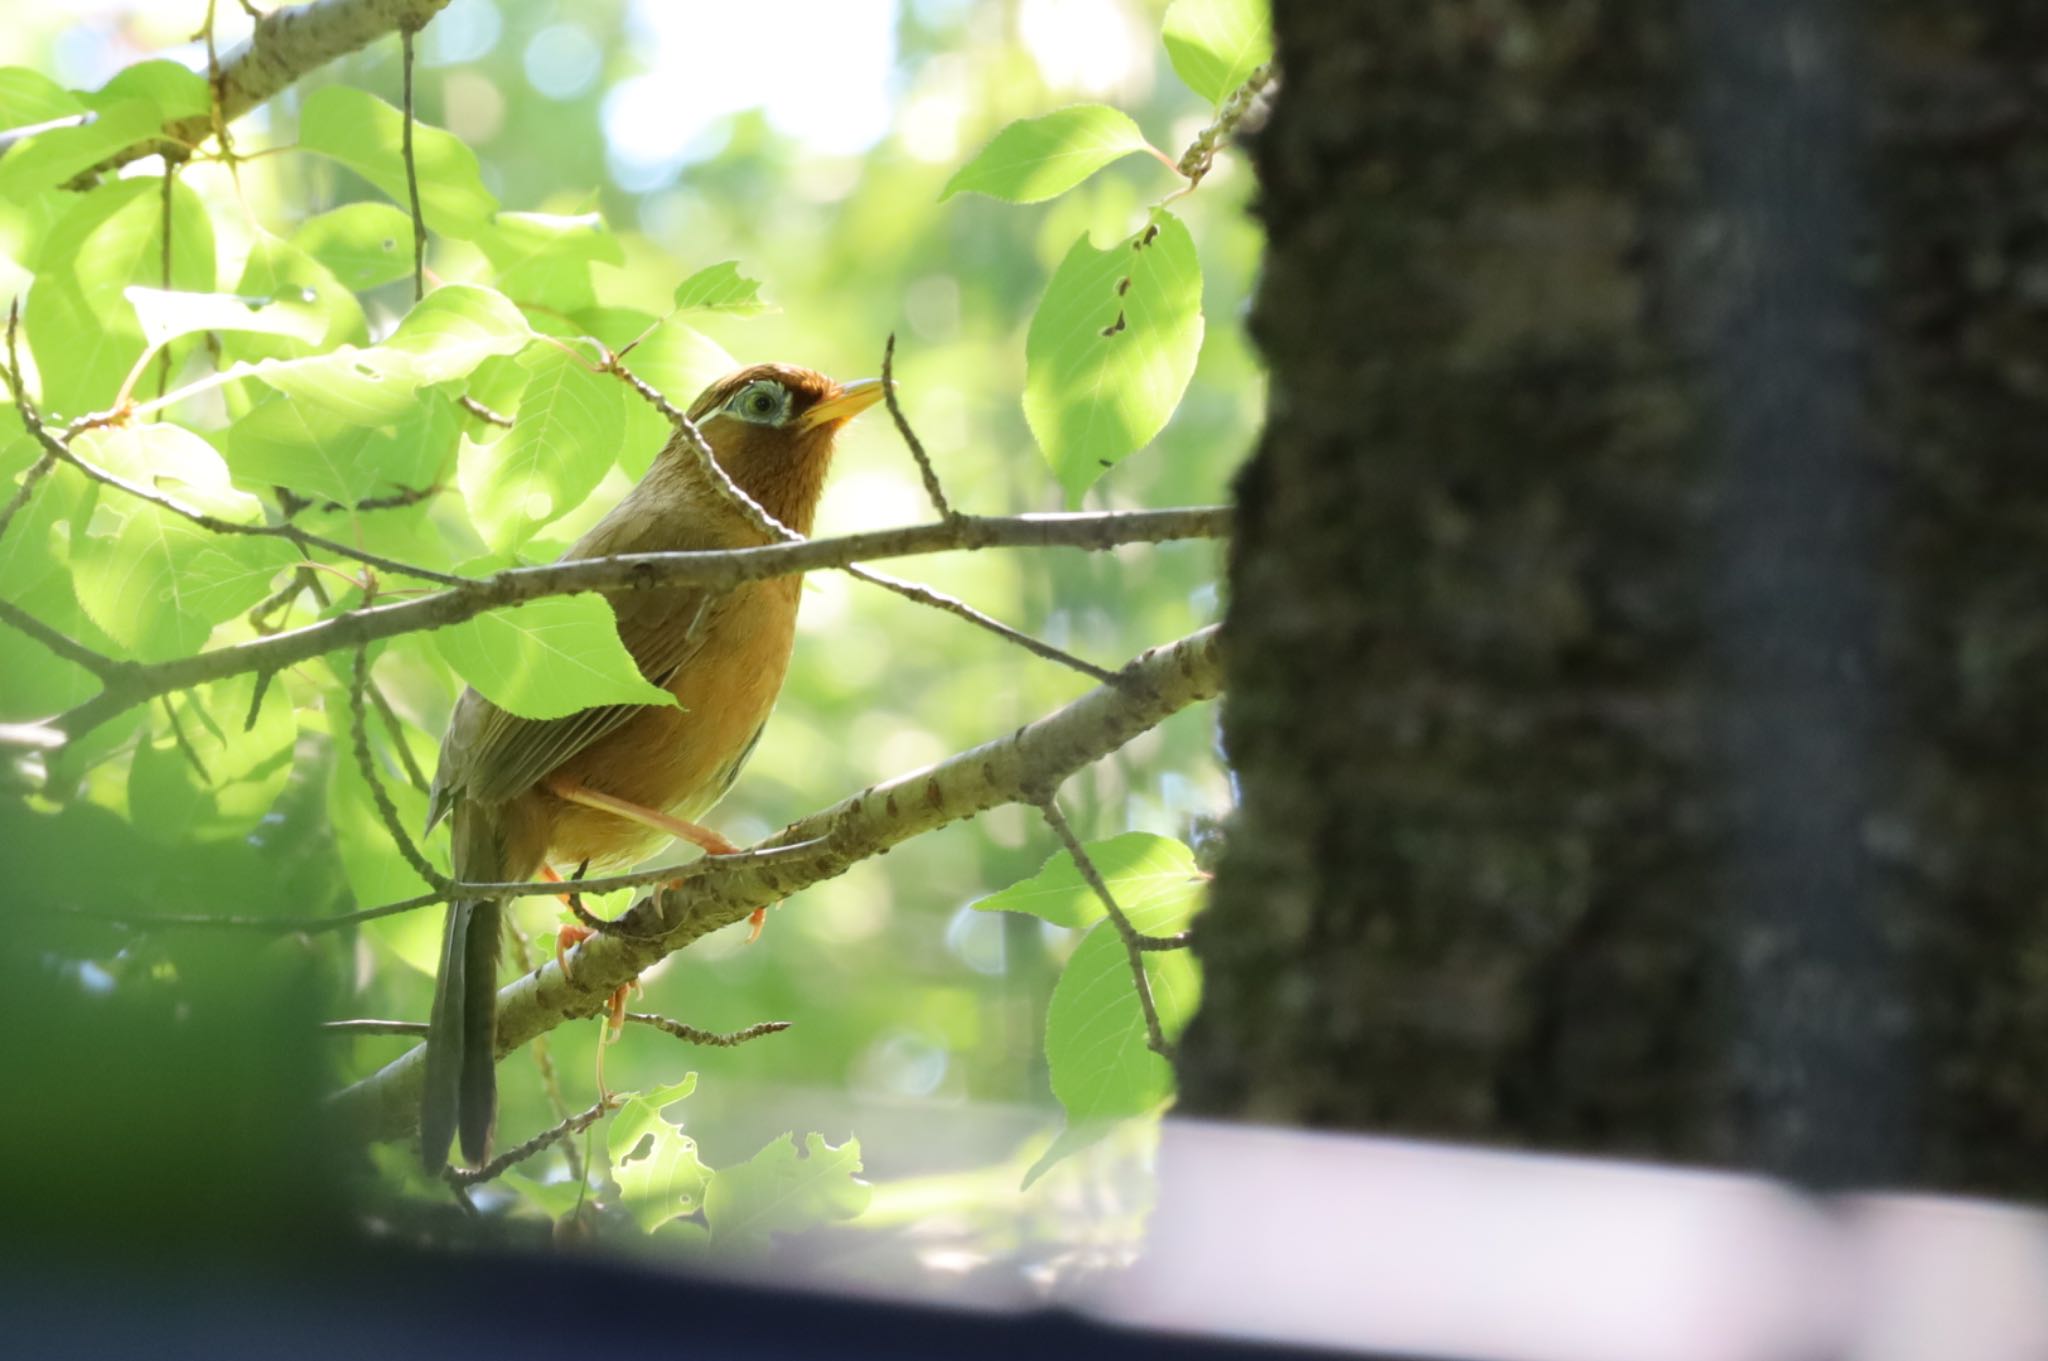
545 776 770 940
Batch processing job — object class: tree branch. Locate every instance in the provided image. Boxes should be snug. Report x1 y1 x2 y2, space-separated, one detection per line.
327 625 1223 1144
49 506 1229 742
68 0 457 182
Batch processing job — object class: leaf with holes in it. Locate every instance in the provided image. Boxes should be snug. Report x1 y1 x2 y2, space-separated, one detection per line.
942 105 1156 205
671 260 769 315
973 832 1204 931
1162 0 1273 106
608 1076 712 1234
456 343 624 550
292 202 417 291
1024 211 1204 505
1025 861 1205 1187
429 579 674 722
297 86 498 238
703 1133 870 1252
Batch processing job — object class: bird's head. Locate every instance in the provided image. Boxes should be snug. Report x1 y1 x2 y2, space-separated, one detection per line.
674 363 884 534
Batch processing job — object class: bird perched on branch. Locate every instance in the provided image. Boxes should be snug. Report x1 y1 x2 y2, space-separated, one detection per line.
420 363 884 1172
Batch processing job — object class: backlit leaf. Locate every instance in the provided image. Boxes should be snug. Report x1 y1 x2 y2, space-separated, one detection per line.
456 342 624 550
942 105 1154 205
671 261 767 315
481 211 622 313
0 98 159 200
608 1076 711 1233
703 1133 870 1252
125 285 329 351
1026 857 1205 1185
1161 0 1273 106
973 832 1203 930
291 202 417 291
1023 211 1204 504
297 86 498 238
429 585 675 722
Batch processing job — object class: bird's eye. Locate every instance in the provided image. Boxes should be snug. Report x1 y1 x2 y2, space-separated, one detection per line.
728 381 788 425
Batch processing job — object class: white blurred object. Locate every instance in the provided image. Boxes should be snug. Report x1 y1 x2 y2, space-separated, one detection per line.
1089 1120 2048 1361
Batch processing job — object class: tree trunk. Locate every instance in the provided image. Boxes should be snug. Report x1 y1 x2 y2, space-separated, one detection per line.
1183 0 2048 1199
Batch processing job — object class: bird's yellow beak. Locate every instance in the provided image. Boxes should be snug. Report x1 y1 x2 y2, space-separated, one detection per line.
798 378 886 431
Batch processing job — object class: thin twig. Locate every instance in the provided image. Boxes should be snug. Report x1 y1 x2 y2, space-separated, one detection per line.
349 645 448 891
398 25 426 303
2 377 464 588
881 333 952 520
1039 796 1175 1060
365 676 430 792
444 1098 619 1189
457 394 511 428
1175 63 1276 186
622 1014 790 1048
842 564 1117 683
158 694 213 782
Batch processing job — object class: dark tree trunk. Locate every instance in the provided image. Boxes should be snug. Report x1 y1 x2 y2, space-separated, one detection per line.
1182 0 2048 1199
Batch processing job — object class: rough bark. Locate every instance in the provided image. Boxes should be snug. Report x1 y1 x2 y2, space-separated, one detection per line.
1183 0 2048 1199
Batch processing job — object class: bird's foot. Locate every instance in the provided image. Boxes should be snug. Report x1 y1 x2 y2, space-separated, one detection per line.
554 923 637 1037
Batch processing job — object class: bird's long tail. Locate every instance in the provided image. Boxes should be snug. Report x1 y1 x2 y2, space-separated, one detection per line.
421 803 504 1172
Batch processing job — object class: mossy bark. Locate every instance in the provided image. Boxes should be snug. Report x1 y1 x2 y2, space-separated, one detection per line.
1183 0 2048 1198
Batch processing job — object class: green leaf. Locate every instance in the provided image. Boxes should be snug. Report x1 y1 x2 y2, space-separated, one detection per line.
607 1076 711 1233
1026 857 1205 1186
1024 211 1204 504
941 105 1155 204
66 425 296 659
0 435 84 598
297 86 498 239
0 67 85 128
1161 0 1273 106
125 286 330 352
25 176 216 419
221 232 367 365
127 671 296 843
671 261 767 315
429 587 675 722
84 59 209 122
480 211 622 313
0 98 160 200
226 391 456 507
249 283 532 422
456 343 625 550
973 832 1203 930
291 202 417 291
703 1134 870 1252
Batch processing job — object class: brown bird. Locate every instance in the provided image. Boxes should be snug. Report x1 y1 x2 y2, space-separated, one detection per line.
420 362 883 1172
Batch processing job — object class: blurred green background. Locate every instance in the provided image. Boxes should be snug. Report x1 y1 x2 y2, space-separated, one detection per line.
0 0 1259 1251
